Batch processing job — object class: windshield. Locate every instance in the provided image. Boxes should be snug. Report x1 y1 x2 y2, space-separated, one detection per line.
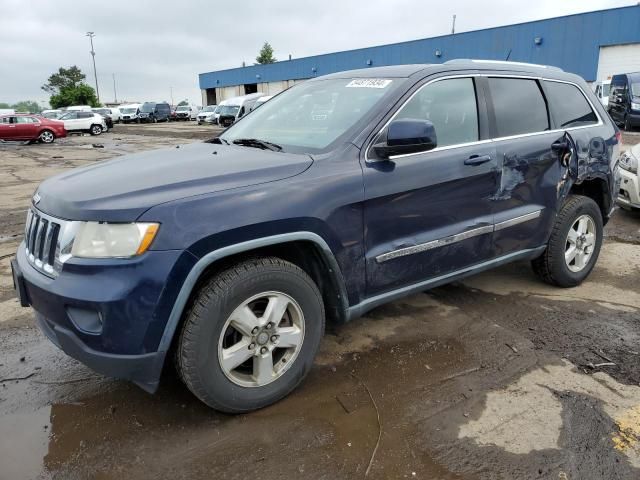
94 109 109 115
201 106 216 112
214 105 222 114
219 105 240 116
632 82 640 97
140 103 155 112
220 78 399 152
121 107 137 114
176 106 190 111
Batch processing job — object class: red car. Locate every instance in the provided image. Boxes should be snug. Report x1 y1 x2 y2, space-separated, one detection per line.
0 113 66 144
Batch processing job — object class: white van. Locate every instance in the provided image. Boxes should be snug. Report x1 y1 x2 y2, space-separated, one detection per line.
120 104 142 123
254 95 273 109
594 80 611 108
217 93 264 127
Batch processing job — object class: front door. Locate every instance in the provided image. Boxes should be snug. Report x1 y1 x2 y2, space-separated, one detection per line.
13 116 38 140
0 116 17 139
362 76 498 297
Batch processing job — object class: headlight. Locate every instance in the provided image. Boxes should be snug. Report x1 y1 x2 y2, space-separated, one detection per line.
71 222 159 258
619 151 638 174
631 102 640 111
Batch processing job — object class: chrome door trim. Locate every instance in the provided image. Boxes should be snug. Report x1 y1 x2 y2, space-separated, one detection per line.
375 225 493 263
375 209 543 263
494 210 542 231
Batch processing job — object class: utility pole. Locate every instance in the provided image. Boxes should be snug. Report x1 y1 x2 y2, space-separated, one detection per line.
451 14 456 34
112 73 117 103
170 86 174 106
86 32 100 102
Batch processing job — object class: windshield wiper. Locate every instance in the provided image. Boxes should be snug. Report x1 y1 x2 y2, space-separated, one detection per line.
232 138 282 152
206 137 230 145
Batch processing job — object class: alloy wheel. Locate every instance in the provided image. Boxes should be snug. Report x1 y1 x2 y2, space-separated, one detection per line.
565 214 596 272
218 291 305 388
39 131 54 143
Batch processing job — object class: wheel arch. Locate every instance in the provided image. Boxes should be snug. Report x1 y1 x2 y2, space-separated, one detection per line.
156 232 349 357
569 175 611 224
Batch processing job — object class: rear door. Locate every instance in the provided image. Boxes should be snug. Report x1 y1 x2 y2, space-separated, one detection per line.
362 75 498 296
14 116 39 140
485 76 574 256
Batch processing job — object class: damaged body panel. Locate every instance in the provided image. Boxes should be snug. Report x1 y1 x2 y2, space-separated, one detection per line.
14 61 619 403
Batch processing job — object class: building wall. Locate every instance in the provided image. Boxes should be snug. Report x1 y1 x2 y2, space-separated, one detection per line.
201 79 307 105
199 5 640 91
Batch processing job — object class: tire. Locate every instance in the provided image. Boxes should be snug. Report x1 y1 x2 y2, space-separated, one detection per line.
38 130 55 144
624 115 633 132
89 124 102 136
532 195 603 287
176 257 325 412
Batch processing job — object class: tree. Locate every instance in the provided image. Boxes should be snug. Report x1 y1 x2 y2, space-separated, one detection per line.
42 66 100 108
50 84 100 109
0 100 42 113
256 42 277 64
13 100 42 113
177 100 189 106
41 66 86 95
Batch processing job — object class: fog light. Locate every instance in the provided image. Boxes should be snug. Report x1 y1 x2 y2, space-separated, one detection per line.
66 306 103 334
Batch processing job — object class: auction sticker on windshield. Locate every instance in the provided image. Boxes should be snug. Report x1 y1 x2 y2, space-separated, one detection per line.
346 79 392 88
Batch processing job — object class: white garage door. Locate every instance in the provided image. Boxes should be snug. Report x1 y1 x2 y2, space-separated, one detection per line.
596 43 640 82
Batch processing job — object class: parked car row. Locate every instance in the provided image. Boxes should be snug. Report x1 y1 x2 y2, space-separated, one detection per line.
198 93 273 127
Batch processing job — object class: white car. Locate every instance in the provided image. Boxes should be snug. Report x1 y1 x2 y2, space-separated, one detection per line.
92 107 121 123
41 109 63 119
618 143 640 211
197 105 217 124
58 111 107 135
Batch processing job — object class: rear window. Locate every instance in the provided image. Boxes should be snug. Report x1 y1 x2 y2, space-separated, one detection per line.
488 78 549 137
543 81 598 128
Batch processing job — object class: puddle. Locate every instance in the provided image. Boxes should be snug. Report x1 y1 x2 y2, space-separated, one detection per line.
0 406 51 479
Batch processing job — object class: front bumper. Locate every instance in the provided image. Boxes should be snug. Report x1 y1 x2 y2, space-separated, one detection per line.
617 167 640 209
13 242 198 392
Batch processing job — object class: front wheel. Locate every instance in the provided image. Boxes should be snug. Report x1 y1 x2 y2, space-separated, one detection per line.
176 257 325 412
532 195 603 287
89 124 102 136
38 130 55 144
624 115 633 132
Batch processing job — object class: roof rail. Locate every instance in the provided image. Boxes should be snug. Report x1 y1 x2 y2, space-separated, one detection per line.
445 59 564 72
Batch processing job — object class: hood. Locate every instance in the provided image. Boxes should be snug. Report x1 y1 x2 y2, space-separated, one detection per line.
35 142 313 222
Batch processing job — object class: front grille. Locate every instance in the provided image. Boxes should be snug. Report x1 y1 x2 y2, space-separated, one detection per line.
24 208 71 277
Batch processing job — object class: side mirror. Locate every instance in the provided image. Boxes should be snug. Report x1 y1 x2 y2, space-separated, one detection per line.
373 119 437 159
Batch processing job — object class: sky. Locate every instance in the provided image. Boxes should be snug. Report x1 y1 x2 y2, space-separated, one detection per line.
0 0 633 107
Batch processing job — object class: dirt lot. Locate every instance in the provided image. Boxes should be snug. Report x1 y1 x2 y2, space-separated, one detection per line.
1 123 639 480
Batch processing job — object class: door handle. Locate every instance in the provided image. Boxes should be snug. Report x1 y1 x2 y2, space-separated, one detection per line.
551 140 569 152
464 154 492 166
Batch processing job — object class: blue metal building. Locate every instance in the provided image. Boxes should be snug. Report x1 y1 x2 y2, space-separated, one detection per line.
199 5 640 104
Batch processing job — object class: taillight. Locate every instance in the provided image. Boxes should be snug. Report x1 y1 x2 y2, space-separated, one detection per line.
615 130 623 146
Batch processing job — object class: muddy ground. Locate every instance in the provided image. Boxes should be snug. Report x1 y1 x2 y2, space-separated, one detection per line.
0 124 639 480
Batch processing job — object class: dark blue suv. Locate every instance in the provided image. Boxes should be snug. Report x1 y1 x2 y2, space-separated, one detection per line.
12 60 620 412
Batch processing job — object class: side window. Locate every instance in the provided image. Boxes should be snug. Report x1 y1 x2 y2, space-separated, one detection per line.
78 112 92 119
487 78 549 137
544 81 598 128
394 77 479 147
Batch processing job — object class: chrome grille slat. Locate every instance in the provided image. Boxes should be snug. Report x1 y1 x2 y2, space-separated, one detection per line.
23 208 68 278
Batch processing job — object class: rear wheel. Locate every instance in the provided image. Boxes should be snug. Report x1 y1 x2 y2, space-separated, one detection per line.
89 124 102 136
532 195 603 287
38 130 55 144
176 257 325 412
